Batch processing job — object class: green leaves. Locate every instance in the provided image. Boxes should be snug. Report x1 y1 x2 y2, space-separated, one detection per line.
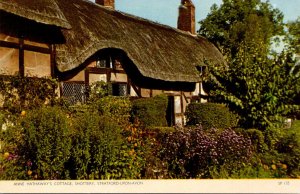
286 17 300 53
20 106 72 179
199 0 284 61
205 50 300 129
199 1 299 129
0 75 58 114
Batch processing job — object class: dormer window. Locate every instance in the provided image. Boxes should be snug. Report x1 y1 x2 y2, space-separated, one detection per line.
95 56 113 68
96 58 106 68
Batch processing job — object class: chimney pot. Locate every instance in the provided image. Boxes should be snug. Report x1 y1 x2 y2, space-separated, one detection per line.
96 0 115 9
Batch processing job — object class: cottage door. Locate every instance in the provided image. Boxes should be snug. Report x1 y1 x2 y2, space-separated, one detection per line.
166 96 175 126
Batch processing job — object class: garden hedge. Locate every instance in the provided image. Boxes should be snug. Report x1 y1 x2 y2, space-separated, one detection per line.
131 94 168 127
185 102 238 129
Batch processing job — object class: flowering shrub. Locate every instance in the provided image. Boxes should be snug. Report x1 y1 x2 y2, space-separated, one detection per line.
159 126 252 178
121 123 148 179
0 107 71 180
20 106 72 179
0 75 58 113
0 111 26 180
216 129 252 166
66 99 146 179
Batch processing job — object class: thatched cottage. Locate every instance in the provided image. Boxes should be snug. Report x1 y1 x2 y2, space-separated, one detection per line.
0 0 224 126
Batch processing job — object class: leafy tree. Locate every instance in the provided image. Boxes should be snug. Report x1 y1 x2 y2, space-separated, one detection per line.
199 0 284 60
204 50 299 129
286 17 300 54
198 0 300 129
285 17 300 106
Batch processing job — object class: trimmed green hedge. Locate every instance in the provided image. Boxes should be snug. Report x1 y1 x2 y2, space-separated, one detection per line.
131 94 168 127
185 102 238 129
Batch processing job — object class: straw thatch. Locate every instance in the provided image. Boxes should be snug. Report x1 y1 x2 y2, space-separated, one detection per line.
0 0 71 29
1 0 225 82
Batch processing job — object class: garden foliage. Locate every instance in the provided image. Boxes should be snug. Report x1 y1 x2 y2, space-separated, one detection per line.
204 50 300 129
0 75 58 113
131 94 168 127
185 102 238 129
68 111 129 179
0 78 299 179
0 106 71 180
93 96 132 127
159 126 252 178
198 0 300 129
0 82 147 180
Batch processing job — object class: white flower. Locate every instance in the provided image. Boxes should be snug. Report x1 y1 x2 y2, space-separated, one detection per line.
2 123 7 131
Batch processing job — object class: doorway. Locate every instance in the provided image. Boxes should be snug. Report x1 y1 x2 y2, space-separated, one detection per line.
166 96 175 126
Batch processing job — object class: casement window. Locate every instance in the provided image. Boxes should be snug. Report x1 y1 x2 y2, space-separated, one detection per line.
95 55 123 70
112 82 128 96
60 82 86 104
95 59 107 68
95 56 113 68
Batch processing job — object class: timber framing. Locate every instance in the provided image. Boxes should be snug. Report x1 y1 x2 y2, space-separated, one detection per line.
0 40 51 54
0 38 53 77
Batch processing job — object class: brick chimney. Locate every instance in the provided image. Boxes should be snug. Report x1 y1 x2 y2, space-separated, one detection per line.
177 0 195 34
96 0 115 9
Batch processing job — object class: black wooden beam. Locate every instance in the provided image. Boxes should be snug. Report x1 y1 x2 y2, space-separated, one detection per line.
0 40 51 54
19 38 24 77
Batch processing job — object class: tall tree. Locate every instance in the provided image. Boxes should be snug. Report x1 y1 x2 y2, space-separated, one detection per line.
198 0 299 129
286 17 300 104
199 0 284 60
286 17 300 54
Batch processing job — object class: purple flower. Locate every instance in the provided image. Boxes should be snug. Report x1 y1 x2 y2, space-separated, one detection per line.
27 161 33 166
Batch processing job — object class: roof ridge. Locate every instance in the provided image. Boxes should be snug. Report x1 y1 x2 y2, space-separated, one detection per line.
89 0 199 39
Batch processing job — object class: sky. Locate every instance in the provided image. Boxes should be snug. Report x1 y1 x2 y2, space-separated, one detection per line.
101 0 300 30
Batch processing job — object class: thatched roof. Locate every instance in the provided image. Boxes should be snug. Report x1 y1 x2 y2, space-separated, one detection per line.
2 0 224 82
0 0 71 29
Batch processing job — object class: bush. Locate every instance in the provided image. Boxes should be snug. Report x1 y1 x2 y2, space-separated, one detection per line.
274 121 300 177
243 128 269 153
131 94 168 127
234 122 300 178
138 127 174 179
66 96 150 179
0 106 71 180
0 112 26 180
21 106 71 179
87 81 112 102
93 96 131 127
0 75 58 113
185 102 238 129
159 126 252 178
68 110 128 179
